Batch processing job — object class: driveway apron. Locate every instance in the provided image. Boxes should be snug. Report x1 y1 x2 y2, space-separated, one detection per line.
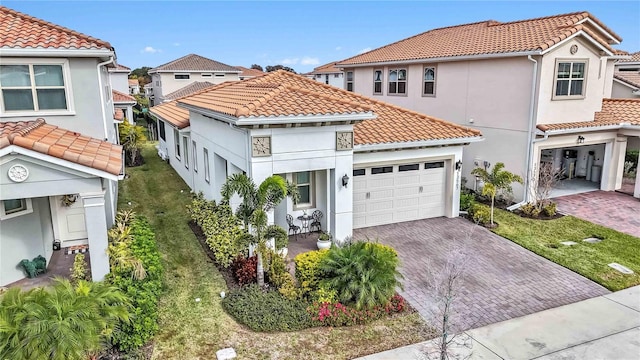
354 217 610 332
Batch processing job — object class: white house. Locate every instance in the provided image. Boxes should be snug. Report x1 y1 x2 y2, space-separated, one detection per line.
306 62 344 88
128 79 140 95
148 54 241 105
151 71 482 241
337 11 640 201
108 63 131 94
112 90 137 124
0 6 124 286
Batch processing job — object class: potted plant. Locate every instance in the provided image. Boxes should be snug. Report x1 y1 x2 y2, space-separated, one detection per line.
317 231 332 250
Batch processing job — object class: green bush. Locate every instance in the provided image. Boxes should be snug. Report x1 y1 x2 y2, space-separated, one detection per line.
543 202 558 217
265 225 288 250
319 241 403 310
107 215 163 351
70 253 88 284
266 250 289 288
459 193 476 212
294 249 329 297
626 149 639 172
520 202 541 218
470 203 491 224
222 285 313 331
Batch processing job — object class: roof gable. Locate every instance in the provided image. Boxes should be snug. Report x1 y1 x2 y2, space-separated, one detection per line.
112 90 136 104
235 66 265 78
164 81 215 101
149 54 239 73
307 62 342 75
338 11 622 66
0 6 111 51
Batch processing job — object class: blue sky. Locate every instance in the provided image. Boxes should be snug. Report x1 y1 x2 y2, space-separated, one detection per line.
5 1 640 73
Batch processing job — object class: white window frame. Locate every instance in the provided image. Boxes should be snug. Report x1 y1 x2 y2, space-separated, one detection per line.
422 66 437 97
192 140 198 172
0 198 33 220
293 171 315 210
183 136 189 169
346 71 354 92
373 69 383 95
174 73 190 80
203 148 210 183
0 58 75 117
552 59 588 100
174 129 181 160
388 68 407 95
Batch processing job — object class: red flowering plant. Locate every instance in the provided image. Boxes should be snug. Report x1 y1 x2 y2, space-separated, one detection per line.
308 294 406 327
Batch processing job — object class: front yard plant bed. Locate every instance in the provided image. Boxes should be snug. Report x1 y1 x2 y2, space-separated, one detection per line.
491 208 640 291
118 144 434 359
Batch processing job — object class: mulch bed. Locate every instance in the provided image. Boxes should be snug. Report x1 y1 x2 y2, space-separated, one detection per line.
513 209 564 220
188 220 240 291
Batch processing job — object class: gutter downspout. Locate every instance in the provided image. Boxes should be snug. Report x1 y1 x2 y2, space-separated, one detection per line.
508 55 539 211
96 54 116 224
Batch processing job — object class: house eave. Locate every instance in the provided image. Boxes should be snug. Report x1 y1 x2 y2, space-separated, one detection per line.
148 69 242 74
0 48 114 60
337 51 542 68
535 123 640 136
354 136 484 152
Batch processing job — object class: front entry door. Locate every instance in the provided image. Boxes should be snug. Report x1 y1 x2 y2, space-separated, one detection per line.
51 195 88 242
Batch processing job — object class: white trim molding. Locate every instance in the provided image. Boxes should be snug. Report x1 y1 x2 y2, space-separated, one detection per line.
0 198 33 220
354 136 484 152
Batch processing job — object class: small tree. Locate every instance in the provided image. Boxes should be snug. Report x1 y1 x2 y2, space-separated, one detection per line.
250 64 264 71
533 162 563 211
471 162 522 225
118 122 147 166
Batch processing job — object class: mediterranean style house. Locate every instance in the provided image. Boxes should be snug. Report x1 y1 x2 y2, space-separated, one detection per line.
305 62 344 88
148 54 241 105
150 70 482 241
0 6 124 286
235 66 264 80
337 11 640 201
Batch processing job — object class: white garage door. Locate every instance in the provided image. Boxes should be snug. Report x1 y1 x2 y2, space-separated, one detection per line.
353 161 447 229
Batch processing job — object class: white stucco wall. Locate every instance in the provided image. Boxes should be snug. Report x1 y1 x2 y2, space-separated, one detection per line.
152 72 240 103
109 71 129 94
611 80 639 99
312 73 344 88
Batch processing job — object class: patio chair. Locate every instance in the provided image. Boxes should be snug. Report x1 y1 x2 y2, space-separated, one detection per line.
310 210 323 233
286 214 301 240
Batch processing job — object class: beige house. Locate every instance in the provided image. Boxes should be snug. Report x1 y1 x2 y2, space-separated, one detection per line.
235 66 264 80
337 11 640 201
148 54 240 105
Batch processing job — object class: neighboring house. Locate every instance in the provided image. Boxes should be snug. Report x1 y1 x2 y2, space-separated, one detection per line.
113 90 137 124
337 11 639 201
144 83 153 98
0 6 124 286
306 62 344 88
611 52 640 150
235 66 264 80
128 78 140 95
150 70 481 241
163 81 214 101
108 63 131 94
148 54 240 105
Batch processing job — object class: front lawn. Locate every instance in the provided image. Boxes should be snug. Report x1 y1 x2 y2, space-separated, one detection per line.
118 144 433 359
492 209 640 291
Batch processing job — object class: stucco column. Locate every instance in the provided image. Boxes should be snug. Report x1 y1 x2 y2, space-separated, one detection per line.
81 192 110 281
333 156 353 242
606 137 627 191
635 150 640 199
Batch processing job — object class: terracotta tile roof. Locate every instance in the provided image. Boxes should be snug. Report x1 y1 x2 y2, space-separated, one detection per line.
619 51 640 62
150 101 190 129
177 70 481 145
110 64 131 72
112 90 136 103
149 54 239 73
614 71 640 90
114 109 124 121
338 12 621 66
0 119 122 175
537 99 640 131
235 66 264 78
116 64 131 70
164 81 215 101
0 6 111 50
307 62 342 75
128 79 139 86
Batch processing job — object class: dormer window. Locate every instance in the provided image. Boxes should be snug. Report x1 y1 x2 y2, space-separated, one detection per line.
0 62 70 113
553 60 587 99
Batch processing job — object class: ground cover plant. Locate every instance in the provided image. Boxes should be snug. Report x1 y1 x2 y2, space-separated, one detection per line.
491 208 640 291
118 144 433 359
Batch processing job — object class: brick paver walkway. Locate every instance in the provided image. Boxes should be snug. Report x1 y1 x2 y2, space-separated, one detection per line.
555 191 640 238
354 218 609 332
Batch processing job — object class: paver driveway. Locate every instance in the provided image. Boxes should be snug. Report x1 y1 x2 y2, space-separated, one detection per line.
354 218 609 332
554 191 640 238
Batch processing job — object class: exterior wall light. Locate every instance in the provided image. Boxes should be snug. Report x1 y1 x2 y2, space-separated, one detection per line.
455 160 463 170
577 135 585 144
342 174 350 187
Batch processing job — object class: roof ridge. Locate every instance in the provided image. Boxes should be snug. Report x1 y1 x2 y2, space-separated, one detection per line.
0 5 112 49
150 53 197 71
488 11 588 27
6 118 47 143
603 98 640 103
282 84 373 112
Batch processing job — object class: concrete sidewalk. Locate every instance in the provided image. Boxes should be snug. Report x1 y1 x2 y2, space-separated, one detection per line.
357 286 640 360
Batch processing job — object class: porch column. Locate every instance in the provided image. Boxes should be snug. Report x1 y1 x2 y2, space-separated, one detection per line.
604 137 627 191
81 192 110 281
635 150 640 199
332 156 353 242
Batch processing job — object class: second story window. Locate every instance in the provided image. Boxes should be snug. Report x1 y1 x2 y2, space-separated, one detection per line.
388 69 407 95
174 74 190 80
0 63 68 112
346 71 354 92
373 69 383 95
423 66 436 96
554 61 586 98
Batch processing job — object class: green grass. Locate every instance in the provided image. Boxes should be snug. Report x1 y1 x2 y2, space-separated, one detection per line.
492 209 640 291
118 144 433 359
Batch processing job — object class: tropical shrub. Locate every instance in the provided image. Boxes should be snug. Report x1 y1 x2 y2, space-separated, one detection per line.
294 249 329 297
70 253 88 283
459 193 475 212
265 224 288 250
626 149 639 173
266 250 288 288
222 285 313 331
308 294 406 327
0 279 129 360
520 202 541 218
471 162 523 225
118 121 147 166
542 202 558 217
319 241 403 310
232 255 257 285
107 213 163 351
470 203 491 224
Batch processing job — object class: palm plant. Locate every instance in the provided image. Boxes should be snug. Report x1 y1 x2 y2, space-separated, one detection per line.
0 278 130 360
319 241 403 310
471 162 523 225
221 173 299 286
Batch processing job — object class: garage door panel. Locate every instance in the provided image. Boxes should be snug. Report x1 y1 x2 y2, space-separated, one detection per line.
353 192 367 201
369 177 395 189
394 197 420 208
367 199 394 212
394 209 420 222
395 174 421 186
369 189 393 200
395 186 419 197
